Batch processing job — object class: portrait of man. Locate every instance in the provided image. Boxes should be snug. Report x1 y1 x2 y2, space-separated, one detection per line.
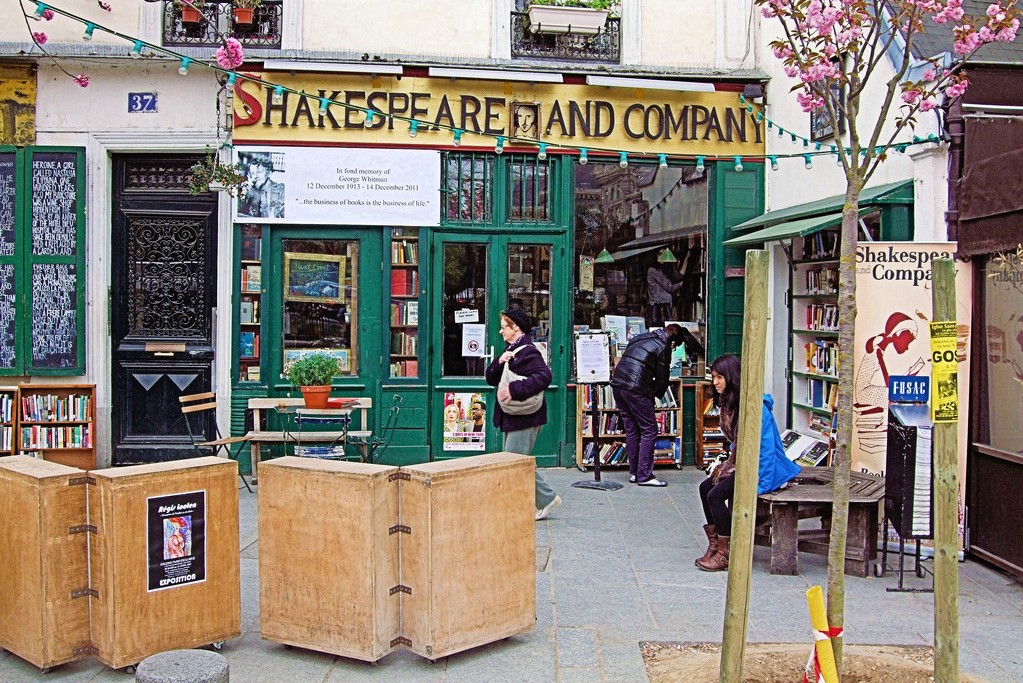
512 102 540 140
238 151 285 218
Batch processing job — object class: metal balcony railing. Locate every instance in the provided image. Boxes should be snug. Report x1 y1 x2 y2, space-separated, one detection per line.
510 11 620 63
163 1 283 49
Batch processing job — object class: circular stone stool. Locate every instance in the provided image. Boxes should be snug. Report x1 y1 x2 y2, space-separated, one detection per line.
135 649 229 683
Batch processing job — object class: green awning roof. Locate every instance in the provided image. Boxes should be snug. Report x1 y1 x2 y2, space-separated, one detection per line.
730 179 913 233
723 212 844 247
611 244 664 261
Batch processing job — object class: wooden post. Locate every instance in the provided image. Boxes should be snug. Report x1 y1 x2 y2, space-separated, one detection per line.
931 258 959 682
720 250 769 682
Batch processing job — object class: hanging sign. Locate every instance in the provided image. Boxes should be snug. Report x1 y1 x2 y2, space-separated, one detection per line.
930 321 959 423
146 491 207 592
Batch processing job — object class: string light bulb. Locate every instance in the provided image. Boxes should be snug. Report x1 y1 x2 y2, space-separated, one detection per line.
578 148 588 165
225 73 237 87
452 128 462 146
769 155 779 171
733 156 743 173
33 3 47 19
177 57 191 76
83 23 96 41
318 97 330 116
272 86 284 104
494 136 505 155
130 40 144 58
408 121 419 138
658 154 668 169
695 156 705 173
803 154 813 169
537 143 548 161
618 152 628 168
365 109 376 125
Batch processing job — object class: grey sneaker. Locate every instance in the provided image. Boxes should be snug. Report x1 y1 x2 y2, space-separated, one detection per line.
629 475 637 483
536 495 562 520
637 477 667 487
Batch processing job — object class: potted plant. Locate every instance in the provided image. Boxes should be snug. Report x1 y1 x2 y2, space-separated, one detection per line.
188 149 248 196
285 353 340 408
175 0 204 25
232 0 261 25
526 0 616 36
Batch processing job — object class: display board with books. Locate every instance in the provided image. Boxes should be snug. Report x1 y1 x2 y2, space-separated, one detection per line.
16 383 95 469
693 381 722 469
389 228 420 378
575 380 683 470
790 228 840 439
238 225 263 383
780 429 831 467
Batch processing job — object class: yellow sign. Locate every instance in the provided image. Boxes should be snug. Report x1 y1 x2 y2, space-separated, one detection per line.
232 72 764 157
930 321 959 423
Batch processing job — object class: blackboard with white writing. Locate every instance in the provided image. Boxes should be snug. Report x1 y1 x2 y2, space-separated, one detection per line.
0 264 15 369
0 153 14 257
31 152 78 257
31 262 78 369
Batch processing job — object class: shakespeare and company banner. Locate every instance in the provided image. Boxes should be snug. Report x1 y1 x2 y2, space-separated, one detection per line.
853 242 972 546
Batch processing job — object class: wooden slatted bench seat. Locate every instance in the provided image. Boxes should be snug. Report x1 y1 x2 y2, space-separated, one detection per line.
246 397 372 482
754 467 885 577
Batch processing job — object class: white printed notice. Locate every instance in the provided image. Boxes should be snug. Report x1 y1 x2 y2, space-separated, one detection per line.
234 147 440 225
461 324 486 357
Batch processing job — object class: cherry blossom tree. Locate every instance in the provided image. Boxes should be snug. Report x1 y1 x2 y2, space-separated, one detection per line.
755 0 1019 674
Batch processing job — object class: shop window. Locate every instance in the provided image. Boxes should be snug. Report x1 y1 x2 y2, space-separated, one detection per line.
281 239 359 375
443 154 493 224
508 244 552 345
981 255 1023 451
508 155 551 222
573 162 709 341
441 243 488 377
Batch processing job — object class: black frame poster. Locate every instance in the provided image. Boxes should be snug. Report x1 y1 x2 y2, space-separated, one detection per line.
146 490 207 592
0 146 86 375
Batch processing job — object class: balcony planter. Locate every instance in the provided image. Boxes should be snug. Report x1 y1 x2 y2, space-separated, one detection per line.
527 5 608 35
180 6 202 24
233 7 255 24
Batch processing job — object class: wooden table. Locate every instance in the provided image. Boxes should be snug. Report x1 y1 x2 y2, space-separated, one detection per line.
755 467 885 577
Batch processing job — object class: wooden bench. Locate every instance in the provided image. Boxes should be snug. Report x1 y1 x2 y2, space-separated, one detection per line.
245 397 372 481
754 467 885 577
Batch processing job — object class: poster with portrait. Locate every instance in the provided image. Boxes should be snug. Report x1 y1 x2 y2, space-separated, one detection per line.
442 391 487 452
853 242 972 547
146 490 207 592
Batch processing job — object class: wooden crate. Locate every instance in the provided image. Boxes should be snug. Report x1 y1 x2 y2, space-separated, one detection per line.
258 457 400 662
88 457 240 669
0 456 91 670
401 452 535 660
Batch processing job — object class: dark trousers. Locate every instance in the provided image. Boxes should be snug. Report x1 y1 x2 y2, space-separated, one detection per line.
612 386 657 482
699 473 735 534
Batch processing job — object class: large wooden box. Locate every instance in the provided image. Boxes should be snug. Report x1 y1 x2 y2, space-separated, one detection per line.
0 456 91 670
258 457 400 662
88 457 240 669
402 452 535 660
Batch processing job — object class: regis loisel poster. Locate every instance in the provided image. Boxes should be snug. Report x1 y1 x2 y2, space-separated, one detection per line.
853 242 972 545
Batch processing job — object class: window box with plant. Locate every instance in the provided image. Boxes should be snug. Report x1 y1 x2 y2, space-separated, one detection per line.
285 353 340 408
526 0 616 35
175 0 204 25
232 0 261 25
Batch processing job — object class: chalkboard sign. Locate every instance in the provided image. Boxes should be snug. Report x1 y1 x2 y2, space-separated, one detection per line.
0 264 15 369
31 151 78 257
0 153 14 257
31 262 78 369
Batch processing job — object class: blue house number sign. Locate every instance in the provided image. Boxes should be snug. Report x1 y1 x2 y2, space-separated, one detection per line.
128 92 159 113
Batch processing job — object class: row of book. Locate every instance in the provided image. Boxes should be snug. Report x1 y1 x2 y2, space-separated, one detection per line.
390 300 419 326
239 332 260 359
21 394 92 423
0 426 11 450
804 339 838 375
804 266 838 295
580 384 678 411
582 438 681 466
808 412 836 437
805 303 838 331
390 269 419 297
240 235 262 261
801 230 839 261
0 394 12 423
22 424 93 449
391 331 418 356
391 240 418 265
805 378 838 409
240 299 260 324
390 359 419 378
241 265 262 292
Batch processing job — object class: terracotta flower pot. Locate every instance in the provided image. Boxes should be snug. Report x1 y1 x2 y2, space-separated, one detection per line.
180 6 201 24
300 385 331 409
233 7 255 25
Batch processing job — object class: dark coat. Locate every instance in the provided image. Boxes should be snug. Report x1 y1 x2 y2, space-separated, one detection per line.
610 329 672 399
485 335 551 433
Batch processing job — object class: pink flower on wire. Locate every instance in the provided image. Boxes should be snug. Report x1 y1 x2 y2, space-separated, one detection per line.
42 9 53 20
73 74 90 88
98 1 112 11
215 38 245 70
32 31 47 44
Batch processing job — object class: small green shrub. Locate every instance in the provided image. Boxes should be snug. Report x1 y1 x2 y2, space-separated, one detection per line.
285 353 340 387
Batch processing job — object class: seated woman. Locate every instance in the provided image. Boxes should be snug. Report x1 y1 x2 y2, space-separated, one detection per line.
696 353 800 572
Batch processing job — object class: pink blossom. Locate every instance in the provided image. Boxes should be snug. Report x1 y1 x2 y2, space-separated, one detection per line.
796 89 825 112
98 1 112 10
42 9 53 20
32 31 47 44
784 65 800 78
772 44 794 59
215 38 245 70
919 98 938 112
944 78 970 98
922 68 936 81
901 89 921 104
73 74 90 88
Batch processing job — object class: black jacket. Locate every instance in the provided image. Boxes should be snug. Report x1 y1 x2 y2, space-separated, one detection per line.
610 329 672 399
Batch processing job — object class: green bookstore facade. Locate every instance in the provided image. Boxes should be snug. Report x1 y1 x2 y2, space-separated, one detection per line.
228 68 767 469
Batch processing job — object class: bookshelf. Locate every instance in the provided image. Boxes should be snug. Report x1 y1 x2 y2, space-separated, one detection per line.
238 225 262 383
389 228 420 378
17 383 96 469
790 228 840 439
693 381 724 469
575 380 683 470
0 386 16 455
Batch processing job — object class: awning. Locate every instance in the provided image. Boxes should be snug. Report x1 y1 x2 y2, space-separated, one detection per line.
723 212 843 247
610 244 664 261
617 223 707 249
729 179 913 233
